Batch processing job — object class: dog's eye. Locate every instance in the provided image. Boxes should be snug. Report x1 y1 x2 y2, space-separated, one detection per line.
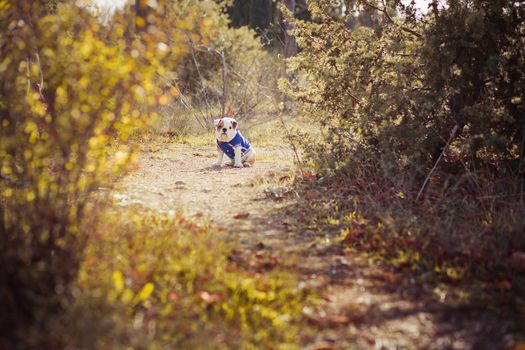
229 126 232 129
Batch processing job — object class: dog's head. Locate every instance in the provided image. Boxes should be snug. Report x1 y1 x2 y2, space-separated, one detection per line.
214 117 238 142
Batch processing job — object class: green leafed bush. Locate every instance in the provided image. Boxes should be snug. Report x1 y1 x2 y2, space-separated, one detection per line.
284 0 524 181
281 0 525 283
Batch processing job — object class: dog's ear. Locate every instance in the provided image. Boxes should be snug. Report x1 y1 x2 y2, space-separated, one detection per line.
213 119 221 127
231 119 238 130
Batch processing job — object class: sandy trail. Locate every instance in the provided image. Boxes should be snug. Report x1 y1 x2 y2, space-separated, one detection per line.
114 143 296 249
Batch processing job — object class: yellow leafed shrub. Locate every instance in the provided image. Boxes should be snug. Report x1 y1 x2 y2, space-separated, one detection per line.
0 2 158 345
62 207 307 349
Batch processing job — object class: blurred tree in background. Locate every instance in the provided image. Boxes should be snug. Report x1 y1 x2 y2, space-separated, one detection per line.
224 0 309 50
150 0 286 132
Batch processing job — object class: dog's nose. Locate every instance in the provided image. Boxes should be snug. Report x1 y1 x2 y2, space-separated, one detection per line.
222 128 227 133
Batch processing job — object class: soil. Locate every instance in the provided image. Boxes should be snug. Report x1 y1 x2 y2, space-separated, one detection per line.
113 141 523 350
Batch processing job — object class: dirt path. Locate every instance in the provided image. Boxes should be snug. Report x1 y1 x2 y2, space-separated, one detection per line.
114 142 520 349
114 143 295 246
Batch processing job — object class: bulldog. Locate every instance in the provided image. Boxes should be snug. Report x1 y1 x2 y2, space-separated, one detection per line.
213 117 256 168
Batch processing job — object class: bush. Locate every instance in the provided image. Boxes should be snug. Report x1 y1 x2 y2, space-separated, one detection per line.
59 207 307 349
282 1 426 177
284 0 524 181
281 0 525 282
0 1 172 346
420 1 525 173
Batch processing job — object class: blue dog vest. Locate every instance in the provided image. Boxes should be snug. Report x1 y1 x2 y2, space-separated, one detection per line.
217 131 251 159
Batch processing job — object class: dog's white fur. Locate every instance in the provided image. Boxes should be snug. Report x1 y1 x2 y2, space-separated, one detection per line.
213 117 256 168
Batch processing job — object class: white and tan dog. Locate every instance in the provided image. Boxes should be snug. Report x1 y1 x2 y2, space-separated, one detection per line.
213 117 256 168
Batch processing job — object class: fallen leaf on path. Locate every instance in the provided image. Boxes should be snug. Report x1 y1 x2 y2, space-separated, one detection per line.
320 294 332 302
306 315 356 327
342 229 366 244
233 212 250 219
302 171 316 181
85 256 98 266
264 187 294 201
251 253 279 271
380 272 400 284
193 211 204 218
279 175 291 182
313 346 337 350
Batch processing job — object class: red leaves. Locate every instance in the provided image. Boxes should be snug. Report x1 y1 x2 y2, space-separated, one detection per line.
253 251 279 271
302 171 316 181
306 314 356 327
233 212 250 219
176 213 186 224
169 292 178 301
226 105 234 117
484 280 512 290
380 272 401 284
196 290 222 304
342 229 367 244
510 251 525 273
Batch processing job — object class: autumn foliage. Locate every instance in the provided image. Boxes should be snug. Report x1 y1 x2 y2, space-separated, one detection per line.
0 1 160 344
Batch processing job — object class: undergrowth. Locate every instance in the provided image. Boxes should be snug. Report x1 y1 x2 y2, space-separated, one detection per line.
51 206 310 349
284 168 525 308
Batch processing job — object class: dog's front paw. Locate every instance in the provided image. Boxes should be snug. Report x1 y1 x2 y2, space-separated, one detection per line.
212 162 221 168
234 163 244 168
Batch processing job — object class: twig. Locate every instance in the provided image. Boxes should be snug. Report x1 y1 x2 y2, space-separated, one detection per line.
35 52 44 88
415 124 459 202
219 50 227 118
518 131 525 203
279 115 302 166
188 41 212 123
361 0 422 38
478 193 525 200
25 56 31 96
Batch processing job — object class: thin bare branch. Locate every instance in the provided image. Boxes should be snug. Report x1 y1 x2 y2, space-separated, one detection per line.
415 124 459 202
360 0 422 38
